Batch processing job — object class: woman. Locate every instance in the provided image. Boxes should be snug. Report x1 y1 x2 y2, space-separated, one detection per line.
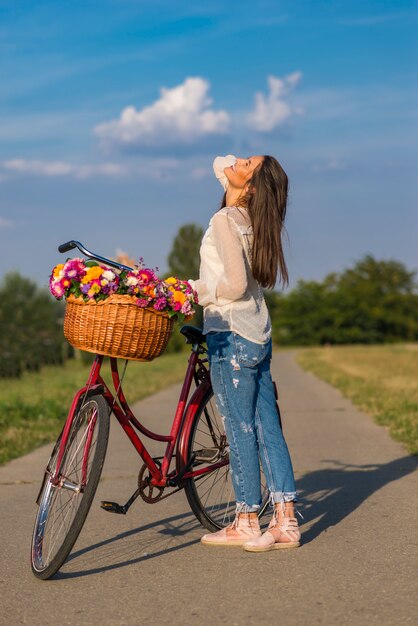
189 154 301 552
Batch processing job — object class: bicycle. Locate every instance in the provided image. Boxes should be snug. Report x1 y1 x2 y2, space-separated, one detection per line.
31 240 282 580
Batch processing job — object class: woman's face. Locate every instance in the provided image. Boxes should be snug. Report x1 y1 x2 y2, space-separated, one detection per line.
224 155 264 189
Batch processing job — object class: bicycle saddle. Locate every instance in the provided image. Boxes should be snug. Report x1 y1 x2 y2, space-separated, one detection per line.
180 325 206 345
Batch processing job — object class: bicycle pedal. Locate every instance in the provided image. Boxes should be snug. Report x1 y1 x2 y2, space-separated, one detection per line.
100 500 126 514
194 448 219 463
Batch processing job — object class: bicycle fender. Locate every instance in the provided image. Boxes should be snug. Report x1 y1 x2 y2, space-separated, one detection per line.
53 384 105 484
176 381 212 472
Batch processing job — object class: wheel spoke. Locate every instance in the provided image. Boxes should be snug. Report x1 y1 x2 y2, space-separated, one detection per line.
31 396 109 579
185 390 269 531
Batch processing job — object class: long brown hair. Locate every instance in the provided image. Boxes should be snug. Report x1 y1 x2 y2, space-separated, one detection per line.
221 155 289 288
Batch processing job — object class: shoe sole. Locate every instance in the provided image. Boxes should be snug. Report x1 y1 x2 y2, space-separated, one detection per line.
244 541 301 553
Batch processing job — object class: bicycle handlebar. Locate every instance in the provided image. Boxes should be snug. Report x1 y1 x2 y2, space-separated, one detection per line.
58 241 77 253
57 240 133 272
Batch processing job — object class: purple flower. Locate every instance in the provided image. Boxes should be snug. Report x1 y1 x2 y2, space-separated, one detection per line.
153 297 167 311
102 280 119 295
136 298 149 308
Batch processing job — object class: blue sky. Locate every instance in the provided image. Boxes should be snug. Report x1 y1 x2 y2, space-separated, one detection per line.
1 0 417 290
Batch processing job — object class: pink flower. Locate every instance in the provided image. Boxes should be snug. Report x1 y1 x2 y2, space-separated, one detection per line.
63 258 86 281
136 298 149 308
50 280 65 299
181 301 193 316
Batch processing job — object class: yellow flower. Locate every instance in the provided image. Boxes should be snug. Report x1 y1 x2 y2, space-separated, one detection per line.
165 277 177 285
82 266 104 283
88 283 101 296
53 264 64 278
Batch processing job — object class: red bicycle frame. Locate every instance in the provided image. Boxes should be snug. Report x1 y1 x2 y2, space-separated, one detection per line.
51 347 227 491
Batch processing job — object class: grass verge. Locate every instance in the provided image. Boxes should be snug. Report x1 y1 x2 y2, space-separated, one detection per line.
297 344 418 455
0 351 188 465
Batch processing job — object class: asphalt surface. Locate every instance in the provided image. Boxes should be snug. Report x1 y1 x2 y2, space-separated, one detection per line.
0 351 417 626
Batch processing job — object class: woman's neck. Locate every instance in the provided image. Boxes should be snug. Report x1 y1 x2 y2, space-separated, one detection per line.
226 186 246 207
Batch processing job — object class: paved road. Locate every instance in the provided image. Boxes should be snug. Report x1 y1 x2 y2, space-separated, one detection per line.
1 351 417 626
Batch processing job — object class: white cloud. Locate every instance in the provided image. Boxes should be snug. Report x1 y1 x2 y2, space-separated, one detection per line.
339 13 408 26
247 72 302 132
0 216 15 229
94 77 230 149
0 157 186 182
1 159 126 179
311 158 347 173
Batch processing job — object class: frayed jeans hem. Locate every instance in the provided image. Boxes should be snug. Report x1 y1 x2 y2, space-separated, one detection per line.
269 491 297 504
236 501 260 514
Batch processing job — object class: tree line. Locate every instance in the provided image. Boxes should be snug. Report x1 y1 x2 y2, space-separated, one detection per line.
266 255 418 345
1 224 417 378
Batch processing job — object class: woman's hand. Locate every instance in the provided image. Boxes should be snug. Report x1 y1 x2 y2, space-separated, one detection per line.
213 155 236 190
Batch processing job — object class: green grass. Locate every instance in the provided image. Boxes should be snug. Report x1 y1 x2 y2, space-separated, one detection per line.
0 351 188 465
297 344 418 455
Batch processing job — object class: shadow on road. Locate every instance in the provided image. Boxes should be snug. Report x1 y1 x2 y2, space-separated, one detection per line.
53 455 417 579
297 455 417 544
55 509 201 580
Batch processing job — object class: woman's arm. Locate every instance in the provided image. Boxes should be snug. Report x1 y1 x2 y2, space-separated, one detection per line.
190 212 248 306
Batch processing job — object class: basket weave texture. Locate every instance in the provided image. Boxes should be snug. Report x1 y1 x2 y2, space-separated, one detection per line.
64 294 174 361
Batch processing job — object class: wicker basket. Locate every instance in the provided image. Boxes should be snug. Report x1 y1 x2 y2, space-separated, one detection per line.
64 294 174 361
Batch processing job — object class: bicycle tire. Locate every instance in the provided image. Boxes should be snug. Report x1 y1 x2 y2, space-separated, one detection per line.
183 387 269 532
31 394 110 579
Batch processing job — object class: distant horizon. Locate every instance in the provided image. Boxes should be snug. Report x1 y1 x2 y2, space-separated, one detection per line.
3 244 417 295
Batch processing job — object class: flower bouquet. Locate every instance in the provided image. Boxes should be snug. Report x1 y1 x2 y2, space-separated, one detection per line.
50 258 199 361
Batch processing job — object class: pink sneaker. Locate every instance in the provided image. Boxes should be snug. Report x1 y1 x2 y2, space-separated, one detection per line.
201 511 261 547
244 503 301 552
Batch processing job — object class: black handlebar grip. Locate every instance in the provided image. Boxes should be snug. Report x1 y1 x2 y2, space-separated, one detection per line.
58 241 77 253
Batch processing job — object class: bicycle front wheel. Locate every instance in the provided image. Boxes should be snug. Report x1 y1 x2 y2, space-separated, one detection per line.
183 388 269 532
31 394 110 580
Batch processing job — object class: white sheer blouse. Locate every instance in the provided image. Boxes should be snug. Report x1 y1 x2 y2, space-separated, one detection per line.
189 157 271 344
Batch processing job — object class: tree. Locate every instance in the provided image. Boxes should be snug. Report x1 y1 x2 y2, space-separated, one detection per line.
167 223 204 280
0 273 66 377
164 224 205 346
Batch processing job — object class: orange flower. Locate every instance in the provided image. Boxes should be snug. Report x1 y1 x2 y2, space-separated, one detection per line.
82 266 104 283
172 290 186 305
53 263 64 278
142 285 156 297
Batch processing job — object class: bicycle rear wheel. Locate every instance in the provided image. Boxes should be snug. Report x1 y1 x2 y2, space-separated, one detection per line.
31 394 110 579
183 388 269 532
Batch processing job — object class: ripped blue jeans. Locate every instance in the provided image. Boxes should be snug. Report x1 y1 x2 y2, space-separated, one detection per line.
206 331 297 512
